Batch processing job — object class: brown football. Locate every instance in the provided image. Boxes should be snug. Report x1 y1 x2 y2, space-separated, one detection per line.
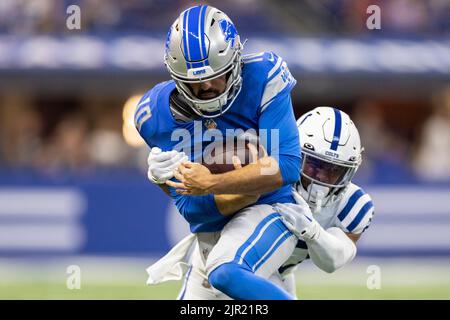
202 139 261 174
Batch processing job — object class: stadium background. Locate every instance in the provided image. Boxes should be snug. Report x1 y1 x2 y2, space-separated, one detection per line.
0 0 450 299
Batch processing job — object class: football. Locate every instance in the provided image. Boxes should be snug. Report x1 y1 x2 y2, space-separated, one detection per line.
202 139 260 174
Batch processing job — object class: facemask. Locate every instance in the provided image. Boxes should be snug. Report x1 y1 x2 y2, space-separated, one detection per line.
306 183 330 213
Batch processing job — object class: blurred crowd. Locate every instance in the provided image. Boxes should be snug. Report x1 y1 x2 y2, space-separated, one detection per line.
0 0 448 36
352 87 450 183
0 0 449 183
275 0 450 35
0 0 280 35
0 94 146 175
414 89 450 182
1 87 450 183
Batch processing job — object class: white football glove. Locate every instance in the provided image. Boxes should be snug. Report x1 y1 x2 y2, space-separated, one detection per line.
274 190 321 241
147 147 188 184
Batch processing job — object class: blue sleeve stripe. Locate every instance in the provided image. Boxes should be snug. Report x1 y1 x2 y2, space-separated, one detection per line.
337 189 365 221
330 108 342 151
347 201 374 232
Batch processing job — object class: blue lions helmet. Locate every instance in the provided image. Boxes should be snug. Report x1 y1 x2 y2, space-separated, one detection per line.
164 5 243 118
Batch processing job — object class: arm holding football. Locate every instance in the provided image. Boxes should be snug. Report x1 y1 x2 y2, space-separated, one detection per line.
172 155 259 220
207 93 301 195
171 93 300 196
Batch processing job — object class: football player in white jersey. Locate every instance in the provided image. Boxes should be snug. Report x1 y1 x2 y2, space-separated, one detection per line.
164 106 374 299
275 106 374 290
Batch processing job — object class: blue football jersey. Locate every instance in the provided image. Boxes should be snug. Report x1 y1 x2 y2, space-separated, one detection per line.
136 51 301 232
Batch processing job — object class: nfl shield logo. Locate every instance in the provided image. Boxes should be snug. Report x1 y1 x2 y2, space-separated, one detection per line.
204 119 217 129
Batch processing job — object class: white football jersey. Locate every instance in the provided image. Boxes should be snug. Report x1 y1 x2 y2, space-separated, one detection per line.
279 182 374 276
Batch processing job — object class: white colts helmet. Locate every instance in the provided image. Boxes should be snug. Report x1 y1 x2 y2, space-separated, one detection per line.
296 107 363 211
164 5 243 118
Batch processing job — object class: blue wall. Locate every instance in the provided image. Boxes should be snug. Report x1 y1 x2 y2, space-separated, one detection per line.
0 170 172 256
1 169 450 257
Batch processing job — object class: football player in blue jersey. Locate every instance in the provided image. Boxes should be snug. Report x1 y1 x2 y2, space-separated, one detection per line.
137 5 301 299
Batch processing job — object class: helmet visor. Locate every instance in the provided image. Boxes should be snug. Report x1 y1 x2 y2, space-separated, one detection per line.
301 153 354 187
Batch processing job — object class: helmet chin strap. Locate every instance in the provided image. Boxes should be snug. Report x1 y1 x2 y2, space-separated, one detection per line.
306 183 330 213
197 94 228 113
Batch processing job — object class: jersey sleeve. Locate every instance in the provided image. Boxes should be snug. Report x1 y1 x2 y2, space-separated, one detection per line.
259 52 297 112
257 52 301 185
335 186 375 235
134 89 158 148
171 191 224 224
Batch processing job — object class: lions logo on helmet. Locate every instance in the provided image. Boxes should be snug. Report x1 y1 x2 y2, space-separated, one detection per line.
296 107 363 211
219 19 238 48
164 5 243 118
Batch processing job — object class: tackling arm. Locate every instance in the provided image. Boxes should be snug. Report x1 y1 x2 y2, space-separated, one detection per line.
274 193 362 274
305 227 358 274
